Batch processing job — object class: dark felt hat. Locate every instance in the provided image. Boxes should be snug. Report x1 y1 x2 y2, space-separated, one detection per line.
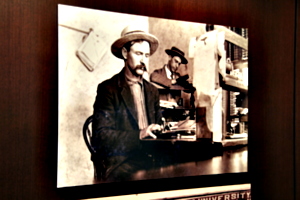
111 25 159 59
165 46 188 64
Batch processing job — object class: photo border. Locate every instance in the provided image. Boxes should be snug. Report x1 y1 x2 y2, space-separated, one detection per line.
57 4 250 199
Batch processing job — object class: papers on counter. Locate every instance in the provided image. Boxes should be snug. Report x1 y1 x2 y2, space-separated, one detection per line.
160 100 178 108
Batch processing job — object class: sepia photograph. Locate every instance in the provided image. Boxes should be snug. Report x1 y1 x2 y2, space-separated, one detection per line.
57 4 248 188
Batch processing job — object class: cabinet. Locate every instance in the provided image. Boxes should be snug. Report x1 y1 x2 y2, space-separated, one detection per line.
220 27 248 147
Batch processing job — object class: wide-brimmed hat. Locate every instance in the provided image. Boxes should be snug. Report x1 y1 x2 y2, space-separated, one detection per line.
111 25 159 59
165 46 188 64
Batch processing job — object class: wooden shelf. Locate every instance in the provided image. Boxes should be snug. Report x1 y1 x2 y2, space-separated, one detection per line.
215 25 248 50
222 137 248 147
219 72 248 92
224 76 248 91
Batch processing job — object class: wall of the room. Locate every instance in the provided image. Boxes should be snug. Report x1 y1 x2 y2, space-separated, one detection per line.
0 0 298 199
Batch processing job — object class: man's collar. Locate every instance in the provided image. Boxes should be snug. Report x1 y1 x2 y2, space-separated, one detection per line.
126 78 143 86
164 65 172 79
125 73 143 86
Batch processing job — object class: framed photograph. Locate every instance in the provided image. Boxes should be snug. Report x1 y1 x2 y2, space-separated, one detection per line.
57 4 249 198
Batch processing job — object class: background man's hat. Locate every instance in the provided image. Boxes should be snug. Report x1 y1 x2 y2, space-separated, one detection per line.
165 46 188 64
111 25 159 59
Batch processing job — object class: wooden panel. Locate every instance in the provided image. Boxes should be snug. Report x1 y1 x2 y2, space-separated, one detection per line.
247 1 295 199
296 1 300 199
0 0 296 199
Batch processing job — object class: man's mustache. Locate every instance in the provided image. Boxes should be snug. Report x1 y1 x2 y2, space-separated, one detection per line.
136 63 147 71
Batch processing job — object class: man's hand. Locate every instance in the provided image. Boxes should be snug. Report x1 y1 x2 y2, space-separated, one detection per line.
140 124 162 139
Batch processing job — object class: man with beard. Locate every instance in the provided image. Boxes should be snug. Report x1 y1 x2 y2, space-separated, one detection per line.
91 25 162 181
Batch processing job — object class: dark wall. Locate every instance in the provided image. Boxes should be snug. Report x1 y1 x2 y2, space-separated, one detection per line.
296 1 300 200
0 0 297 199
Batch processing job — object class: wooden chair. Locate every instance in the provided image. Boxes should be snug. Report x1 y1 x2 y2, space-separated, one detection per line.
82 115 106 180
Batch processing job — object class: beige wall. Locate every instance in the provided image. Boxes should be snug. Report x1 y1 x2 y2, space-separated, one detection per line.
149 17 206 81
